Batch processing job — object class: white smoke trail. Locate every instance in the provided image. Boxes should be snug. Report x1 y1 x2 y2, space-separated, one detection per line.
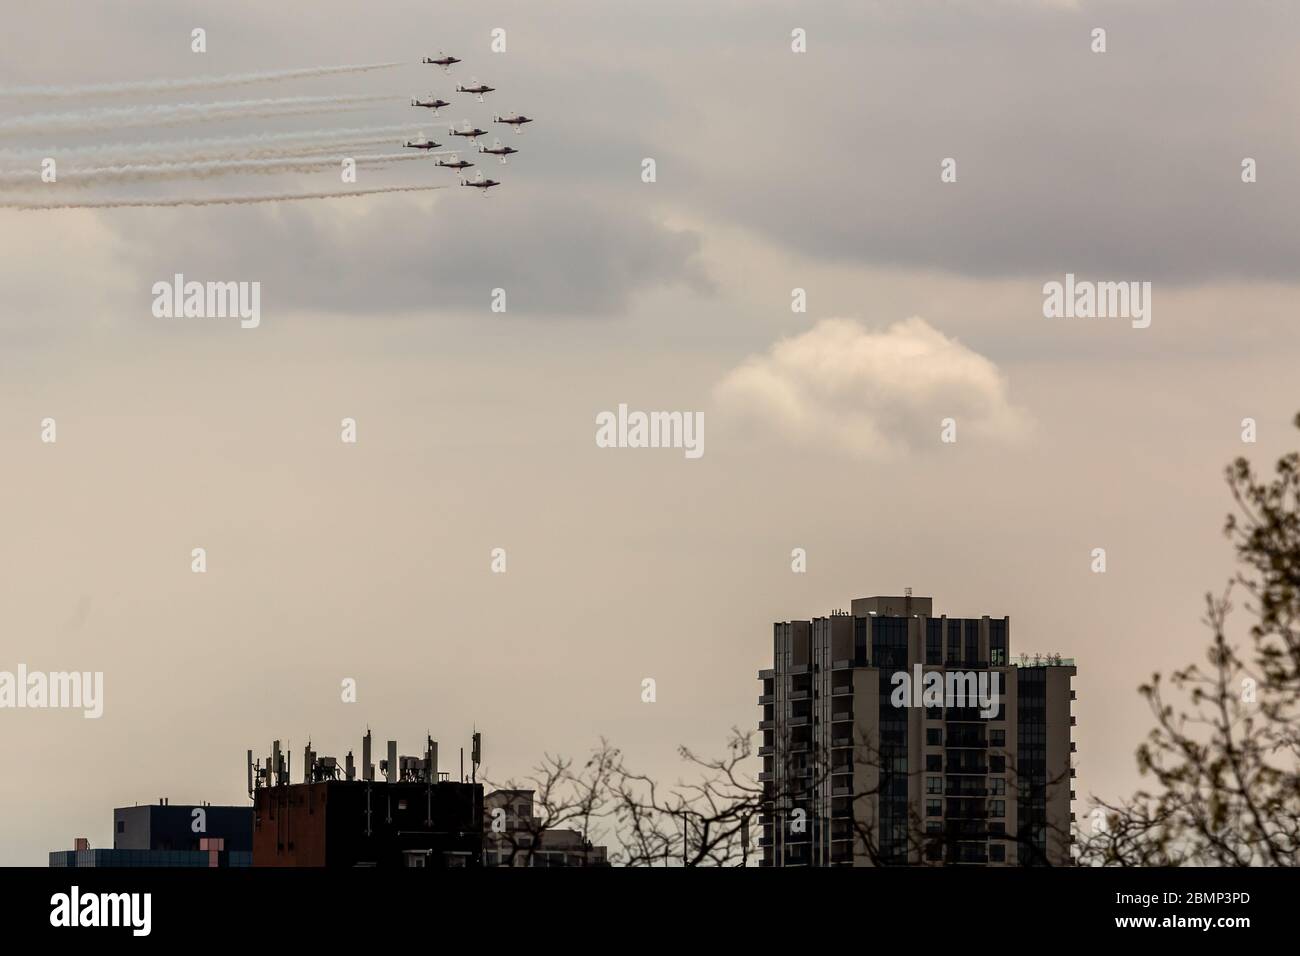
0 95 390 137
243 139 422 161
0 152 439 188
0 125 426 164
0 184 446 211
280 137 423 155
0 63 403 100
132 135 419 161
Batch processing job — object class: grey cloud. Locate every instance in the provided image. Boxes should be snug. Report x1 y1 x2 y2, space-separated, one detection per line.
108 184 711 317
655 0 1300 285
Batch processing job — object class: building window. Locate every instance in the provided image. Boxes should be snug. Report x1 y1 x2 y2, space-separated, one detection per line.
925 706 943 720
990 778 1006 795
946 623 961 665
990 729 1006 748
990 619 1007 666
116 821 124 834
926 776 942 795
926 620 942 665
989 800 1005 818
926 728 942 746
990 755 1006 773
926 821 941 834
990 844 1006 863
926 799 942 817
926 754 942 772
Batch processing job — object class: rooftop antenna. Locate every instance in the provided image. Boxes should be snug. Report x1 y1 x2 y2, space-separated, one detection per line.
471 729 482 784
425 734 436 826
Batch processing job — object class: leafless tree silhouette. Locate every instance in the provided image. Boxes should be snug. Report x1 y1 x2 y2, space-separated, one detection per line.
1079 412 1300 866
482 746 617 866
486 722 1074 866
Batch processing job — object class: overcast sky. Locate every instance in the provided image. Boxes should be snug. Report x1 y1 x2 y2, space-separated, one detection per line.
2 0 1299 864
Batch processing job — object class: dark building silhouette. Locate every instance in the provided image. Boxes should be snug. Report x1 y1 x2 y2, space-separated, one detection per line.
114 801 252 852
483 789 609 866
759 592 1077 867
49 799 253 867
250 731 483 867
254 780 482 867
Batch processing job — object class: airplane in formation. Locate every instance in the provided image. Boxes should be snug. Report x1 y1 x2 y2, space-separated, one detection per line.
448 120 488 142
456 78 495 102
403 135 441 150
478 139 518 163
411 95 451 113
422 52 461 72
461 170 500 192
494 113 533 133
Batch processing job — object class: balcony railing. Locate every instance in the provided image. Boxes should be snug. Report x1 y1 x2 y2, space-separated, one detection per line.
944 807 989 821
945 821 990 836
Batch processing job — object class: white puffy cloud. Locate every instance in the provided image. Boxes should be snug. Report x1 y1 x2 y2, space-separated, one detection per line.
713 316 1031 459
